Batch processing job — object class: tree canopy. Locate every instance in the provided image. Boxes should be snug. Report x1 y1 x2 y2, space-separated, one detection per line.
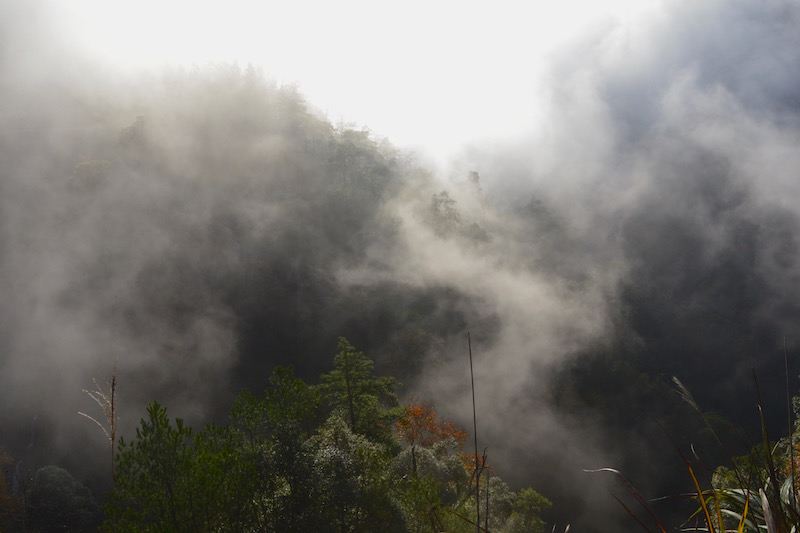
101 338 550 532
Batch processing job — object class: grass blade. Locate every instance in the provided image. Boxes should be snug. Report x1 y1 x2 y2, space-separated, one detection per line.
686 462 716 532
737 489 750 533
753 369 789 532
761 488 777 533
612 494 655 533
585 468 667 533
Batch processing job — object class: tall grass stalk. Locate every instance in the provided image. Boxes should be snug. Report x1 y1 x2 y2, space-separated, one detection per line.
468 330 480 532
585 467 667 533
595 362 800 532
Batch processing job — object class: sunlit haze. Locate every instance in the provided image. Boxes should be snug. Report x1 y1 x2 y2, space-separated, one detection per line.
50 0 657 166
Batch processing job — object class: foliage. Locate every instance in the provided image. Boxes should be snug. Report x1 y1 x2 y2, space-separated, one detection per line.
262 368 323 532
28 465 102 532
307 414 403 532
328 126 394 204
265 365 323 437
396 402 468 449
108 401 224 531
430 191 461 237
392 402 550 532
684 371 800 533
428 180 489 243
599 374 800 533
507 486 552 533
321 337 402 444
0 462 101 533
101 338 552 532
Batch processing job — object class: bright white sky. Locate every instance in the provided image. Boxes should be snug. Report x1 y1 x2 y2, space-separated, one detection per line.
50 0 658 167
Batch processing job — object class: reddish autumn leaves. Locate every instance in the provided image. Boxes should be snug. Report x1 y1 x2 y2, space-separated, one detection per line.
396 402 468 449
396 403 495 478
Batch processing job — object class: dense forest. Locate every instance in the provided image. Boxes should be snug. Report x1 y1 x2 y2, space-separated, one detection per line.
3 1 800 531
1 337 552 532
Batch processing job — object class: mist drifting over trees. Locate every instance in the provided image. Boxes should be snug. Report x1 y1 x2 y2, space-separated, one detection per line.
3 0 800 530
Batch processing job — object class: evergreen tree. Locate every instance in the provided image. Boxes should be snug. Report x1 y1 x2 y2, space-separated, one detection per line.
320 337 401 444
109 402 224 531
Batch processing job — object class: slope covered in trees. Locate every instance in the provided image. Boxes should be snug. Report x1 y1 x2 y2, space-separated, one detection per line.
3 53 800 531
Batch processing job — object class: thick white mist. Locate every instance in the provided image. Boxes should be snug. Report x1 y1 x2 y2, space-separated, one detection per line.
50 0 660 168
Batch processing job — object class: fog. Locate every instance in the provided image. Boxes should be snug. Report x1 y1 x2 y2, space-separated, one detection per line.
2 0 800 530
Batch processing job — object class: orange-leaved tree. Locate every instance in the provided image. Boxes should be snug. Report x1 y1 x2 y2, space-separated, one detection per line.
396 402 467 449
396 402 467 475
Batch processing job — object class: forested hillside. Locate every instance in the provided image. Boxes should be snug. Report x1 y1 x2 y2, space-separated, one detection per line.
3 1 800 529
0 65 581 530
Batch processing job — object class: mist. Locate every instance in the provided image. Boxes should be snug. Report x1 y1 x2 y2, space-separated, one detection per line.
2 0 800 530
458 0 800 524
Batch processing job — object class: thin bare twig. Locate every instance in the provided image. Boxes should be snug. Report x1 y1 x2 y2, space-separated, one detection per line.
78 366 118 483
